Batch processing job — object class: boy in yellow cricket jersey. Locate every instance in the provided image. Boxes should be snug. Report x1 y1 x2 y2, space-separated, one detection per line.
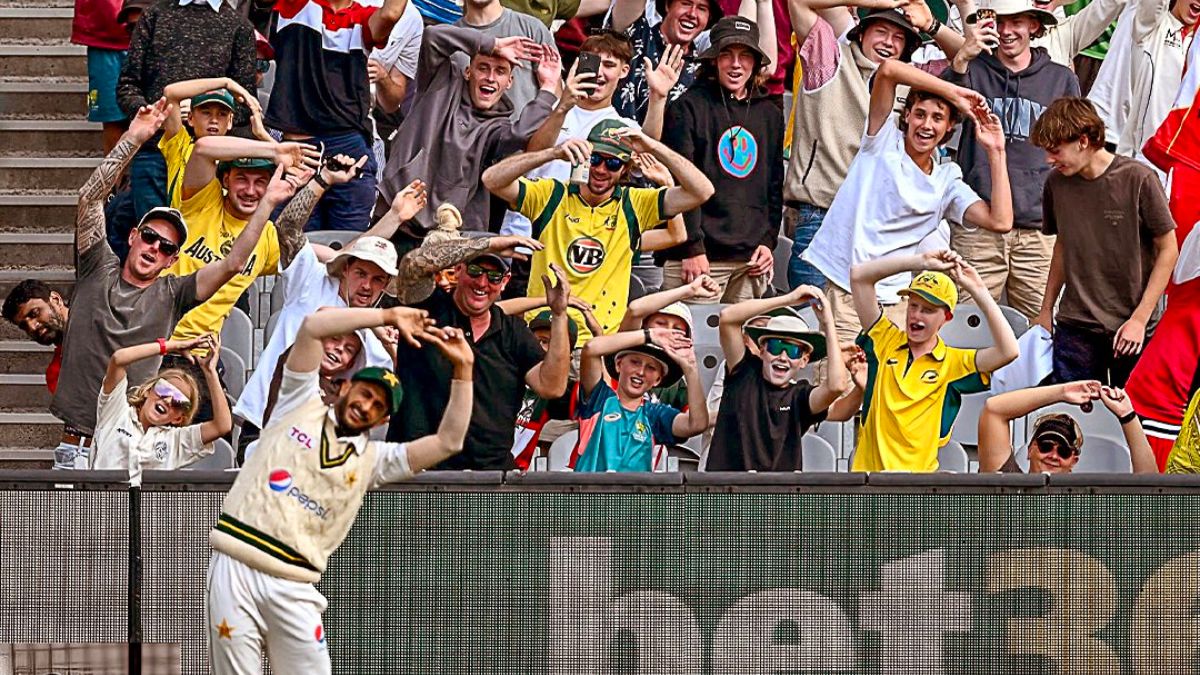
849 250 1019 472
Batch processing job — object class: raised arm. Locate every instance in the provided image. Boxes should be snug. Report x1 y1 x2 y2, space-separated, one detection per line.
403 327 475 472
614 128 714 217
1132 0 1169 44
184 136 318 200
807 297 849 413
788 0 902 47
961 112 1014 233
633 151 689 251
367 0 409 52
871 59 987 135
850 250 959 330
953 262 1018 373
526 63 596 152
618 275 720 331
194 334 232 443
609 0 647 34
739 0 778 70
580 327 692 395
524 265 573 399
642 45 685 140
1099 386 1158 474
901 0 966 59
978 381 1100 471
101 333 210 395
161 76 257 138
481 146 563 205
287 306 434 374
273 156 364 268
717 285 824 369
396 234 543 304
194 165 302 301
1051 0 1128 61
78 98 169 255
664 342 709 438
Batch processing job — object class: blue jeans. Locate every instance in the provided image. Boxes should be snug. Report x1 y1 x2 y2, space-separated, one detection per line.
302 131 378 232
787 203 829 289
1051 320 1141 387
130 140 167 224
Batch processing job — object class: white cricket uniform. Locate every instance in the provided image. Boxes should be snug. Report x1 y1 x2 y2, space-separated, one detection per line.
90 374 212 487
207 365 413 674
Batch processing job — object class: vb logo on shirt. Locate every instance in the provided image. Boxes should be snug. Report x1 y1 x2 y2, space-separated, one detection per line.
567 236 606 275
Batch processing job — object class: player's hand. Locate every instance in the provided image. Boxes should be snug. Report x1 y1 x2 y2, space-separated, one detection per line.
384 307 435 348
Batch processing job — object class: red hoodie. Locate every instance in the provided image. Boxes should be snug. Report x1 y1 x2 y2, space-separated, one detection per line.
72 0 129 51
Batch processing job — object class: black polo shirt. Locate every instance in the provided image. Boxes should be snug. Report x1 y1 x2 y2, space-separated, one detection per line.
387 288 545 470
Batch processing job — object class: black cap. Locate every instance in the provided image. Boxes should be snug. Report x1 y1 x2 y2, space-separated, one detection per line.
137 206 188 246
698 16 766 63
847 9 923 62
468 252 512 270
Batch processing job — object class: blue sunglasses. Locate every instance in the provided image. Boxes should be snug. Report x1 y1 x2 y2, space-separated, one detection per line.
590 154 626 171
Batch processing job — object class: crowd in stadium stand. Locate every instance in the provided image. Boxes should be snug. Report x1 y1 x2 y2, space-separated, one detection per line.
7 0 1200 483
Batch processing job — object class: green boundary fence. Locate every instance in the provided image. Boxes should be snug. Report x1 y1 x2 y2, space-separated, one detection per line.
2 470 1199 674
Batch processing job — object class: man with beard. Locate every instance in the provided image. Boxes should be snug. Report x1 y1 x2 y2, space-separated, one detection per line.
849 251 1019 472
3 280 70 393
573 325 708 472
705 284 847 471
51 98 279 470
208 306 472 673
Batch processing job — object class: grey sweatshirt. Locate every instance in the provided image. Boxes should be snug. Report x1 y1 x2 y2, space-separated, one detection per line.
375 24 555 236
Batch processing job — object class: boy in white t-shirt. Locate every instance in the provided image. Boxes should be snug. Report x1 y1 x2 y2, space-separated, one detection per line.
92 333 230 485
801 59 1014 343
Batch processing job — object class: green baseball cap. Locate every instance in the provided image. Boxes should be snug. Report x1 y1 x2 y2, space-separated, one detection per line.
587 119 633 162
217 157 275 176
351 367 404 415
190 89 237 111
529 309 579 349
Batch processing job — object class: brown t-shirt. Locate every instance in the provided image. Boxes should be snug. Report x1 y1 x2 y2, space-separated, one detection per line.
1042 155 1176 333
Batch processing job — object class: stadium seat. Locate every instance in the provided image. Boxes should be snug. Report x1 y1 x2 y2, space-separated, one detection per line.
548 430 578 471
801 434 837 471
688 303 727 346
189 438 235 471
307 230 357 250
628 273 647 302
949 391 988 448
814 420 846 459
695 344 725 394
938 440 969 472
1074 435 1133 473
270 280 286 316
220 347 247 400
221 308 254 369
772 235 793 294
941 304 1030 349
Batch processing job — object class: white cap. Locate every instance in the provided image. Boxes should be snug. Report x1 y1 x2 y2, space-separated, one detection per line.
325 236 399 279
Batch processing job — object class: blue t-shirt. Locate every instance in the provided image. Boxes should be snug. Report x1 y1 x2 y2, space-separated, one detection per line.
575 381 678 472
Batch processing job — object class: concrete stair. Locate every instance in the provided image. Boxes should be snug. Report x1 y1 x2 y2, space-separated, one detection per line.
0 0 82 467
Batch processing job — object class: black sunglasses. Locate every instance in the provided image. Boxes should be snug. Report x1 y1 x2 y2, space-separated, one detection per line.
464 263 506 284
590 154 626 171
1035 438 1077 460
138 226 180 256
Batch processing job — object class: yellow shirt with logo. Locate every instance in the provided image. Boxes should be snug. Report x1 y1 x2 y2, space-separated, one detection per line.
164 179 280 342
516 178 666 342
159 128 196 210
853 316 989 473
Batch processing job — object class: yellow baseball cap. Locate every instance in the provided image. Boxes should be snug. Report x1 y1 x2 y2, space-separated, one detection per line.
898 271 957 312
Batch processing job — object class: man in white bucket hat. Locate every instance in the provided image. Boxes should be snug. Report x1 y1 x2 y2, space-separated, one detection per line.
705 284 848 471
234 235 402 449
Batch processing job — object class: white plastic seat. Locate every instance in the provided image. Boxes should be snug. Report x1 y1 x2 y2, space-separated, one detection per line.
938 440 969 473
221 308 255 369
220 348 247 400
547 430 578 471
695 345 725 396
772 234 792 294
306 230 358 250
687 302 727 347
188 438 235 471
801 433 836 471
263 310 282 350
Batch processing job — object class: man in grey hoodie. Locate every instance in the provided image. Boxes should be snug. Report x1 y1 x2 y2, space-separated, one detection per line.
943 0 1080 321
375 24 559 255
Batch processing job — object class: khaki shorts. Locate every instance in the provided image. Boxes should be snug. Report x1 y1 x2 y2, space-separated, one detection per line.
951 224 1054 320
662 259 770 304
826 284 908 346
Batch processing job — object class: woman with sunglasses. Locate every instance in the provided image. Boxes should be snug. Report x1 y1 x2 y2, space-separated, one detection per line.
90 332 232 485
978 381 1158 473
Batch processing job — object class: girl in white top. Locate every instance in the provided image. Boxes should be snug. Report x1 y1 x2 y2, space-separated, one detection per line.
91 333 232 485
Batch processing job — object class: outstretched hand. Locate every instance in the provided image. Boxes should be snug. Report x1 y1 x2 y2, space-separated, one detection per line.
391 179 428 221
687 274 721 301
423 326 475 370
264 164 316 207
384 307 436 348
493 36 540 65
129 97 172 144
1099 385 1135 418
321 154 368 186
275 142 322 171
543 263 571 315
1060 380 1102 406
487 234 544 260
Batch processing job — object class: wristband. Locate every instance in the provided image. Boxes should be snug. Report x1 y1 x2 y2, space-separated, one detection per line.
157 338 168 356
1118 411 1137 425
926 17 941 35
644 328 653 346
312 172 330 190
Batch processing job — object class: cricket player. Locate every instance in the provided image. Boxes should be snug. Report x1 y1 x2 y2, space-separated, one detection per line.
206 306 473 673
